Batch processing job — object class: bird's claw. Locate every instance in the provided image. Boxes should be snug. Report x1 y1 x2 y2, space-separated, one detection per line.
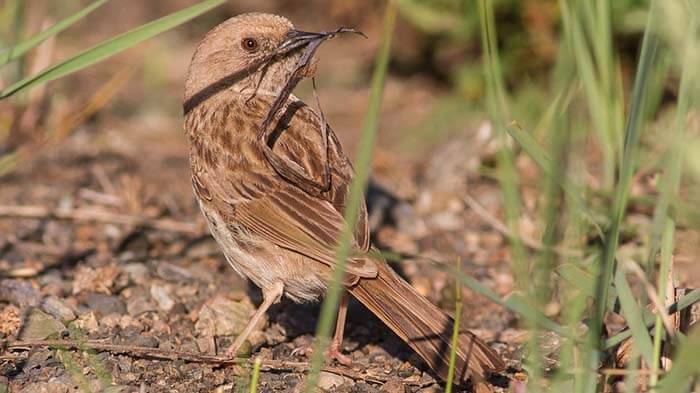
291 341 353 367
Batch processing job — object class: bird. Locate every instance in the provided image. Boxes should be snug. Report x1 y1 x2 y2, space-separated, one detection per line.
183 12 505 389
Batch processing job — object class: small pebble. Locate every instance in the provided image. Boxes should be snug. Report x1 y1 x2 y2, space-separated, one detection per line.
41 296 76 322
73 312 99 334
122 263 150 285
380 379 409 393
0 279 41 307
18 307 65 340
85 293 126 316
150 284 175 312
316 371 349 391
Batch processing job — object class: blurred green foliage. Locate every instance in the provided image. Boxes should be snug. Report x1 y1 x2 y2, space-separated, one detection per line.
398 0 700 391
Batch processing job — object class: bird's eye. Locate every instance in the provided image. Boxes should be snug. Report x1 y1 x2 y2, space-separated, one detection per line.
241 37 259 52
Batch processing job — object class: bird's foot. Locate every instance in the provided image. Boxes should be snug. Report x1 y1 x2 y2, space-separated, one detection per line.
291 340 353 366
224 339 246 358
326 340 353 366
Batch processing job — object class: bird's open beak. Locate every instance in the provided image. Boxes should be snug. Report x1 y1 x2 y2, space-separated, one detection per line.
275 27 366 57
257 27 366 140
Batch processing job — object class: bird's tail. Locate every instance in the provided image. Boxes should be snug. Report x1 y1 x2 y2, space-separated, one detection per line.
348 261 504 386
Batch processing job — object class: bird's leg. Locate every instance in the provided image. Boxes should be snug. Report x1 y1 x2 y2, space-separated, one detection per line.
290 291 352 365
327 291 353 366
224 281 284 358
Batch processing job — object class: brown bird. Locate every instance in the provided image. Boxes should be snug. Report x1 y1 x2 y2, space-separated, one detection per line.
183 12 504 388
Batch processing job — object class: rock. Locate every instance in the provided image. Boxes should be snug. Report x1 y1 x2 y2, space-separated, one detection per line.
394 203 429 238
417 385 441 393
0 305 21 336
102 386 130 393
115 315 142 331
100 314 122 329
39 272 68 297
428 211 463 231
122 263 150 286
72 265 120 295
150 284 174 312
124 287 157 316
19 381 72 393
18 308 65 340
73 312 99 334
187 262 215 283
134 334 159 348
41 296 76 322
194 296 258 337
127 297 157 316
196 336 216 354
156 262 195 283
85 293 126 316
316 371 349 391
24 348 56 370
0 279 41 307
380 379 409 393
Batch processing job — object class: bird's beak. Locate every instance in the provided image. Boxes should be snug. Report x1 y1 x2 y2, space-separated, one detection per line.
257 26 365 140
275 27 366 57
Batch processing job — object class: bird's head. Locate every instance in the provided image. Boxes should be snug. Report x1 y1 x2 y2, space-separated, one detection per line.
184 13 361 114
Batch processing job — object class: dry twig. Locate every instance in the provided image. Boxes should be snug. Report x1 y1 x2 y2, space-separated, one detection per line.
0 205 199 234
3 339 417 386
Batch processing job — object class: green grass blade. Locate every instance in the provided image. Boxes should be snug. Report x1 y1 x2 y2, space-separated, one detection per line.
447 262 578 342
559 0 616 188
658 334 700 393
649 8 697 386
304 4 396 391
477 0 528 298
0 0 109 65
444 260 462 393
613 265 655 365
604 289 700 349
0 0 225 99
505 122 603 237
586 3 659 390
248 357 262 393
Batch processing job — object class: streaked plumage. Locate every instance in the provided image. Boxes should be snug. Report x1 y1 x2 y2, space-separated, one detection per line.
184 12 504 388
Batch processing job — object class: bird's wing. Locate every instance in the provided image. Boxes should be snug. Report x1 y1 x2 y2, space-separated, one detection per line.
230 185 377 278
197 97 376 278
264 99 371 251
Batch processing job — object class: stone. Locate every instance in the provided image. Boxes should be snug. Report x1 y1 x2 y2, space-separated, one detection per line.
134 334 159 348
156 262 194 283
19 381 71 393
124 287 157 316
41 296 76 322
122 263 150 286
194 296 258 337
417 385 441 393
85 293 126 316
316 371 349 391
150 284 175 312
0 279 41 307
380 379 409 393
18 308 65 340
72 265 120 295
196 336 216 355
73 312 99 334
0 305 21 336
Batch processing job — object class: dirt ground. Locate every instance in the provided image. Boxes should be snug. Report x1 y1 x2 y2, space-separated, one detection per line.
0 3 522 391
